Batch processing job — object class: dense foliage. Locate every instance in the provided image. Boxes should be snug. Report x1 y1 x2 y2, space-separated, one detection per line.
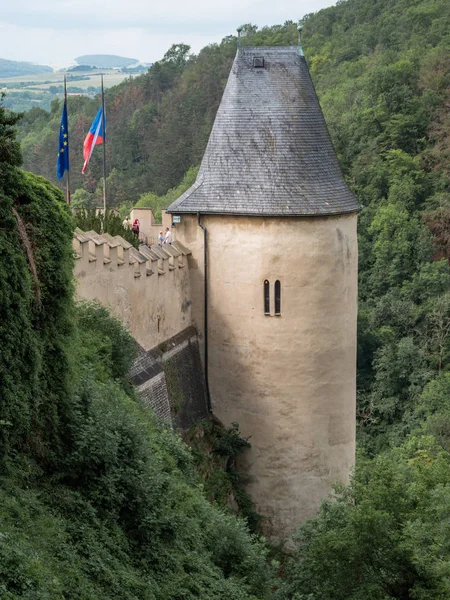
187 419 261 532
0 99 272 598
0 98 74 468
276 434 450 600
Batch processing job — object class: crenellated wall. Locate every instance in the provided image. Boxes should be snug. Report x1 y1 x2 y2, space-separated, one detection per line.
73 228 192 350
129 208 173 246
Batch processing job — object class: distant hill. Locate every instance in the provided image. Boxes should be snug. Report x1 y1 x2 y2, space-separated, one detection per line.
0 58 52 78
75 55 138 68
67 65 95 72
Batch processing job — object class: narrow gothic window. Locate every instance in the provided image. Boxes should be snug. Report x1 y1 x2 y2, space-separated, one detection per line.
264 280 270 314
275 280 281 315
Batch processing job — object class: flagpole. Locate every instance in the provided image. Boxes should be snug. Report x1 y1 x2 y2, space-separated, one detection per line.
64 75 71 205
101 74 107 213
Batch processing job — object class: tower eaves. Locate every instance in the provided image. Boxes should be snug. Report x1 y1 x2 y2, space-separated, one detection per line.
167 46 359 217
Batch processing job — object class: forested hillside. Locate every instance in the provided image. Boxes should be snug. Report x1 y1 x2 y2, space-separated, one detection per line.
6 0 450 597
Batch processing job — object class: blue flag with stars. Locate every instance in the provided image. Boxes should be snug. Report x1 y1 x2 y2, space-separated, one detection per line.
57 101 69 180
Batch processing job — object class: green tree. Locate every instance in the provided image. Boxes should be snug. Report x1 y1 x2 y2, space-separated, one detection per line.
368 203 431 295
278 438 450 600
162 43 191 68
71 187 94 208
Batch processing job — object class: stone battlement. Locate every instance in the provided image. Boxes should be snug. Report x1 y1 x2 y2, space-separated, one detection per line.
73 228 193 350
73 228 190 278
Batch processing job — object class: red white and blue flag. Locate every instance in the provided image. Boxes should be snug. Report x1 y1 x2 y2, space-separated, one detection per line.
82 107 105 174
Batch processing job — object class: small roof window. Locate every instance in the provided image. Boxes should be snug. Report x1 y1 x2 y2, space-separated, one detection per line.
253 57 265 68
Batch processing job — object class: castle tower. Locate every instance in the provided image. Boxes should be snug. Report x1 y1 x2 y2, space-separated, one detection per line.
167 43 359 538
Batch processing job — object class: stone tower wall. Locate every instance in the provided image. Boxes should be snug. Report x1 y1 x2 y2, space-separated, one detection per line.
173 213 358 539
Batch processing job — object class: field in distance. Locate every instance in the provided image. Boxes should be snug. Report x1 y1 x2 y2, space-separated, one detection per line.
1 68 143 112
0 68 140 89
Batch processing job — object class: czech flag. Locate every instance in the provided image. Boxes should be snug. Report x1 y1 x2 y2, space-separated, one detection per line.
82 107 105 174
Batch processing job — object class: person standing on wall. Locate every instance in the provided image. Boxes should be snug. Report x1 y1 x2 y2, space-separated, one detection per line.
158 231 165 246
123 216 131 229
132 218 140 237
164 226 172 244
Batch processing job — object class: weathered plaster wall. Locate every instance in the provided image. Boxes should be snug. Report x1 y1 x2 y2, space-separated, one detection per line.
170 215 207 343
73 231 191 351
173 213 358 539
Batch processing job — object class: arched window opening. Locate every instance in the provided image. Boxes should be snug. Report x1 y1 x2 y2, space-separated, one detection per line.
275 280 281 315
264 280 270 315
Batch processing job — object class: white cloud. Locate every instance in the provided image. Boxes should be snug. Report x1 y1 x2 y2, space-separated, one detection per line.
0 0 337 65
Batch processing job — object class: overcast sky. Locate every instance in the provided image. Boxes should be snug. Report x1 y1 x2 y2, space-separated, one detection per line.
0 0 337 67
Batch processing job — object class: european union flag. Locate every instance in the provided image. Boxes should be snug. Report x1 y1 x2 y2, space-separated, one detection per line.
56 101 69 180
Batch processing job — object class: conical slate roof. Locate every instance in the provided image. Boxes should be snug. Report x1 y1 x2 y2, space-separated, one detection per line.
167 46 359 217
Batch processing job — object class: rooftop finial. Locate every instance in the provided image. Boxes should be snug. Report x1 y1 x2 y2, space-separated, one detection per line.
297 24 304 57
237 25 244 55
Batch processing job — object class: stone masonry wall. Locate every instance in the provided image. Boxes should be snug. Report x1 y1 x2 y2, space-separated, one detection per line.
129 327 208 428
129 347 173 425
161 327 208 429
